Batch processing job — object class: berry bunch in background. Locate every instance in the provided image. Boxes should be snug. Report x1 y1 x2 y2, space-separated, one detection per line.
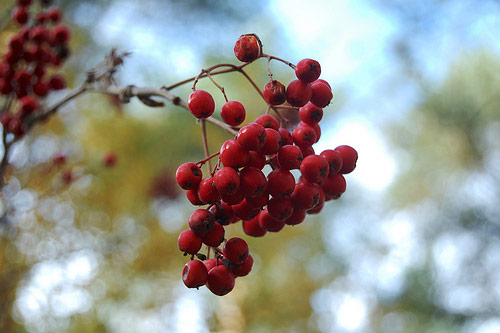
1 0 70 137
177 34 358 296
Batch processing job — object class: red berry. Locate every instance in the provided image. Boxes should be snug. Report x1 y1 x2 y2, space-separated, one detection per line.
247 151 266 170
61 169 73 184
292 122 317 148
299 102 323 125
259 128 281 155
13 7 29 25
1 113 13 128
176 162 202 190
186 189 203 206
231 198 260 221
178 229 202 255
197 177 221 204
204 258 220 272
188 90 215 119
206 265 235 296
214 166 240 196
48 75 66 90
18 95 38 116
277 145 303 170
321 173 346 197
220 139 250 168
242 215 267 237
223 237 249 264
221 101 246 126
267 196 294 221
30 26 49 44
209 202 234 226
255 114 279 130
182 260 208 288
221 190 244 206
320 149 343 175
200 222 225 247
48 8 62 22
237 123 266 151
300 145 315 157
245 190 269 209
291 181 320 210
278 128 293 146
230 254 253 277
16 0 32 6
300 154 329 184
239 166 267 198
286 80 312 107
234 34 261 62
188 209 215 236
310 81 333 108
51 24 70 45
267 169 295 198
33 81 49 97
284 208 307 225
334 145 358 174
263 80 286 105
0 78 12 95
295 59 321 83
258 208 285 232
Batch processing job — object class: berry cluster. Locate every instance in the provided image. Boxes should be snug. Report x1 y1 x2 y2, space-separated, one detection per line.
1 0 70 137
177 34 358 296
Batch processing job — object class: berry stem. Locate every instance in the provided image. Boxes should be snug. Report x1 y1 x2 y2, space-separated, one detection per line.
196 151 220 166
200 119 212 174
262 53 297 70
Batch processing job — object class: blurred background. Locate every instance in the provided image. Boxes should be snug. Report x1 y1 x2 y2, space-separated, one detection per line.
1 0 500 332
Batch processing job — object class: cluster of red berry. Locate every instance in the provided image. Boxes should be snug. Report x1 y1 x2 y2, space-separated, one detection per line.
0 0 70 137
176 34 358 296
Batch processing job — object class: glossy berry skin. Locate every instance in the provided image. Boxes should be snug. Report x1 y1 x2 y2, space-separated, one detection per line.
197 177 221 204
310 81 333 108
220 139 250 168
267 196 294 221
182 260 208 289
209 202 234 226
299 102 323 125
51 24 70 45
178 229 202 255
300 154 329 184
206 265 235 296
334 145 358 174
292 122 317 148
234 34 261 62
258 208 285 232
259 128 281 155
284 208 307 225
321 173 347 197
186 189 203 206
204 258 220 272
223 237 249 264
239 166 267 198
188 90 215 119
295 59 321 83
237 123 266 151
221 190 244 206
246 190 269 209
255 114 279 130
33 81 49 97
232 198 260 221
214 167 240 196
230 254 253 277
200 222 225 247
291 181 320 210
278 128 293 146
277 145 303 170
300 145 315 158
247 151 267 170
188 209 215 236
19 96 38 116
286 80 312 107
221 101 246 126
176 162 202 190
242 215 267 237
320 149 343 175
267 169 295 198
263 80 286 105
